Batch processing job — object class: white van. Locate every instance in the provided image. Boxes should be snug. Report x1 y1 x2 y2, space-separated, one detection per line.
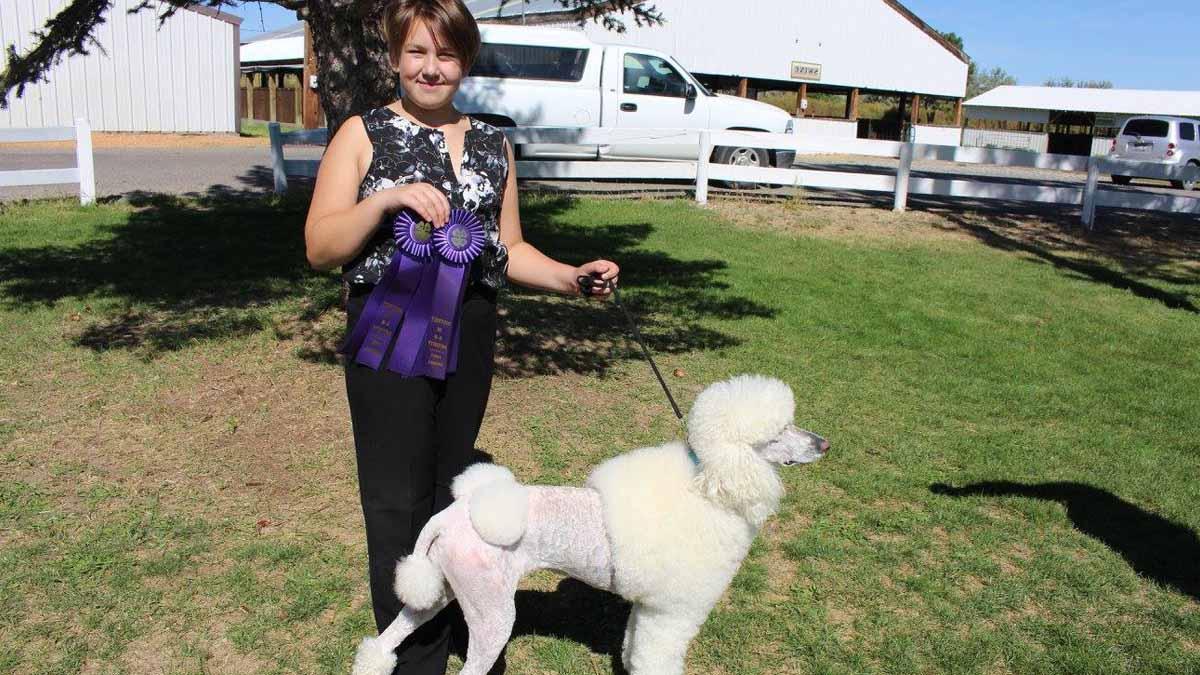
454 24 796 170
1108 116 1200 191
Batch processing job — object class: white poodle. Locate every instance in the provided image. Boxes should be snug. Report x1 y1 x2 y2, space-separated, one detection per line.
352 374 829 675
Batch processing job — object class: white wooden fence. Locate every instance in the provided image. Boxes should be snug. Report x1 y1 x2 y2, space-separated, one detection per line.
0 118 96 205
267 123 1200 229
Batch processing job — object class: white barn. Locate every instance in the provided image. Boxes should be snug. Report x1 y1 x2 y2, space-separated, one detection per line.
964 86 1200 156
0 0 241 132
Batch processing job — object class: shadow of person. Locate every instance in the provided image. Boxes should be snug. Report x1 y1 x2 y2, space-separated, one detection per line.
931 481 1200 601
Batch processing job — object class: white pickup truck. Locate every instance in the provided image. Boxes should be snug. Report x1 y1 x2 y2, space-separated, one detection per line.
454 23 796 170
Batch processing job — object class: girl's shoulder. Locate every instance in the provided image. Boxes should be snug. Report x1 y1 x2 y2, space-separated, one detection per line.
467 117 510 153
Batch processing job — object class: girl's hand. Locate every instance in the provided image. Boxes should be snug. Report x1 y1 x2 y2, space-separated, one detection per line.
574 259 620 298
374 183 450 227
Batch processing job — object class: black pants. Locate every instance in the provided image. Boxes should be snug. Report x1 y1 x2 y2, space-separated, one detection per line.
344 282 498 675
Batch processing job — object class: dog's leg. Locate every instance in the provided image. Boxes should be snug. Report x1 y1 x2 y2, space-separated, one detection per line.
351 595 451 675
620 605 641 672
444 557 518 675
625 608 703 675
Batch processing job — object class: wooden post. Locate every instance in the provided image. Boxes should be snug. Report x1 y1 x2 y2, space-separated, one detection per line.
1081 155 1100 230
269 122 288 194
846 88 860 121
267 72 278 122
74 117 95 206
292 75 302 125
695 130 712 205
954 98 963 127
893 141 913 212
736 77 748 98
911 94 922 125
246 74 256 121
795 83 808 117
303 21 321 130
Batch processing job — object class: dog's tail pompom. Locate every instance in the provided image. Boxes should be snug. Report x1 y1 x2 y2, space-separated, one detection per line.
351 636 397 675
394 554 445 611
452 462 518 501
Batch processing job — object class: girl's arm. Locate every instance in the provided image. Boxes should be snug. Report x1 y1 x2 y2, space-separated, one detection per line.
304 117 451 271
498 140 619 296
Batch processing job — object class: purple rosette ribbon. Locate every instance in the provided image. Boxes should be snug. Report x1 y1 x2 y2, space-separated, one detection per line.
340 208 486 380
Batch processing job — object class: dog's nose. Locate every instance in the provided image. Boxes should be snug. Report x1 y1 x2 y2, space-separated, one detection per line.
819 438 830 453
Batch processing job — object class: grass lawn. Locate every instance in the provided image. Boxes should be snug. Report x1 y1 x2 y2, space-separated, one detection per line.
1 189 1197 674
239 118 305 139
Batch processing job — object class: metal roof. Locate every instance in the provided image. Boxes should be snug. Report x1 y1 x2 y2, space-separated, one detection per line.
965 86 1200 118
242 21 305 44
465 0 567 20
240 34 304 63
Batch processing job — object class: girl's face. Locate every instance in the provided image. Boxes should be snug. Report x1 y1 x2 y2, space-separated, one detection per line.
395 19 464 112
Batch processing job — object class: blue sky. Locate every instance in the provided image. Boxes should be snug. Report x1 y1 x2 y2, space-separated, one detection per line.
229 1 1198 91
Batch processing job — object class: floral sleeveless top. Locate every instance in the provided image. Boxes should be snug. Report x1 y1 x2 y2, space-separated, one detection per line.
342 106 510 290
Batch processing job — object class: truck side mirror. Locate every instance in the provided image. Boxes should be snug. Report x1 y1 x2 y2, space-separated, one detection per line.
685 84 697 100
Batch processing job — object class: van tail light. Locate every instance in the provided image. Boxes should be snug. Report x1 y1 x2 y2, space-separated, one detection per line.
1167 142 1176 158
1110 139 1116 152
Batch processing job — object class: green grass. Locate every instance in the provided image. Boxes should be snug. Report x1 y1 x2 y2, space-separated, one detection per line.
238 118 304 138
1 192 1197 674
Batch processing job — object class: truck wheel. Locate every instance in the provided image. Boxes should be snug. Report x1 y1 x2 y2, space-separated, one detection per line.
1110 175 1132 186
714 145 768 190
1173 161 1199 191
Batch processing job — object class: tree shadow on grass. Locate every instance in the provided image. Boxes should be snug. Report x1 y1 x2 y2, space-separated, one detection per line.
0 182 775 377
931 481 1200 602
765 188 1200 314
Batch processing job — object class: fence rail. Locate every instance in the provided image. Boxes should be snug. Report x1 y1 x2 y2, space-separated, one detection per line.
0 118 95 205
267 122 1200 228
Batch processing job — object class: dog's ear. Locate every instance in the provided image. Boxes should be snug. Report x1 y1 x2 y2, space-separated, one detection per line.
693 442 783 527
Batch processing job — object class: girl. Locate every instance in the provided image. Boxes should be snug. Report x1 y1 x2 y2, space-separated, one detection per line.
303 1 619 672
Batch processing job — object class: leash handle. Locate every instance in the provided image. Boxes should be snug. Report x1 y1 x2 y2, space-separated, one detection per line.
578 273 685 422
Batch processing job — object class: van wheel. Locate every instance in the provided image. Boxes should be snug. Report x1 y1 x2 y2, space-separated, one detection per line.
1111 175 1132 186
714 145 768 190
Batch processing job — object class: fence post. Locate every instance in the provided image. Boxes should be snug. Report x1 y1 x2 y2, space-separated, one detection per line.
1081 156 1100 230
74 117 95 206
268 122 288 194
695 130 712 205
893 141 913 212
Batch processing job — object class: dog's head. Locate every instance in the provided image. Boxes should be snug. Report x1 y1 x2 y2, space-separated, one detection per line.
686 374 829 526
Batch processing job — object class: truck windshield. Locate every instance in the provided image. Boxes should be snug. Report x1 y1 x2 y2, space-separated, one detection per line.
473 43 589 82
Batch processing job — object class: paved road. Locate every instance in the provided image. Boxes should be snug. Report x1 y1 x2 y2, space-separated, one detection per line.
1 144 1193 202
0 144 325 201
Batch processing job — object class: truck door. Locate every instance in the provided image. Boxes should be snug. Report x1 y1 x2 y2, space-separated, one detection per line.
609 49 706 160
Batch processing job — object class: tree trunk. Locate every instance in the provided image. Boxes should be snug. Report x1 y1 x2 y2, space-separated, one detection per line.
303 0 396 135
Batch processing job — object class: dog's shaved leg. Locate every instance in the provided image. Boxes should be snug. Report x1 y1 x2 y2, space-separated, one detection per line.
457 595 515 675
351 595 451 675
625 609 701 675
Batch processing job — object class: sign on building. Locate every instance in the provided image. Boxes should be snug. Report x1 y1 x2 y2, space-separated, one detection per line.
790 61 822 81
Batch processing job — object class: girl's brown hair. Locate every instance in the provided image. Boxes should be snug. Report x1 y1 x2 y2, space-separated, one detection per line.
382 0 481 72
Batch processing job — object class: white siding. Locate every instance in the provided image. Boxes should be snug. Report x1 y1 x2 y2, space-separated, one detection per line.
913 125 961 146
0 0 239 131
794 118 859 139
580 0 967 98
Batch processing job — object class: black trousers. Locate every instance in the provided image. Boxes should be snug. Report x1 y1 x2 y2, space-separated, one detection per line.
343 282 498 675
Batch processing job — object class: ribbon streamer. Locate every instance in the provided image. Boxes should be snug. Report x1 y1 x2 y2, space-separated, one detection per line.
341 208 486 380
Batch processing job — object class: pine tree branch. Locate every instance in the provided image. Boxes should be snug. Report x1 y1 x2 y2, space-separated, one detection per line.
1 0 114 108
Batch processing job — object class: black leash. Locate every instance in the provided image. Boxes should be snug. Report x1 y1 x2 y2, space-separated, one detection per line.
578 274 684 423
